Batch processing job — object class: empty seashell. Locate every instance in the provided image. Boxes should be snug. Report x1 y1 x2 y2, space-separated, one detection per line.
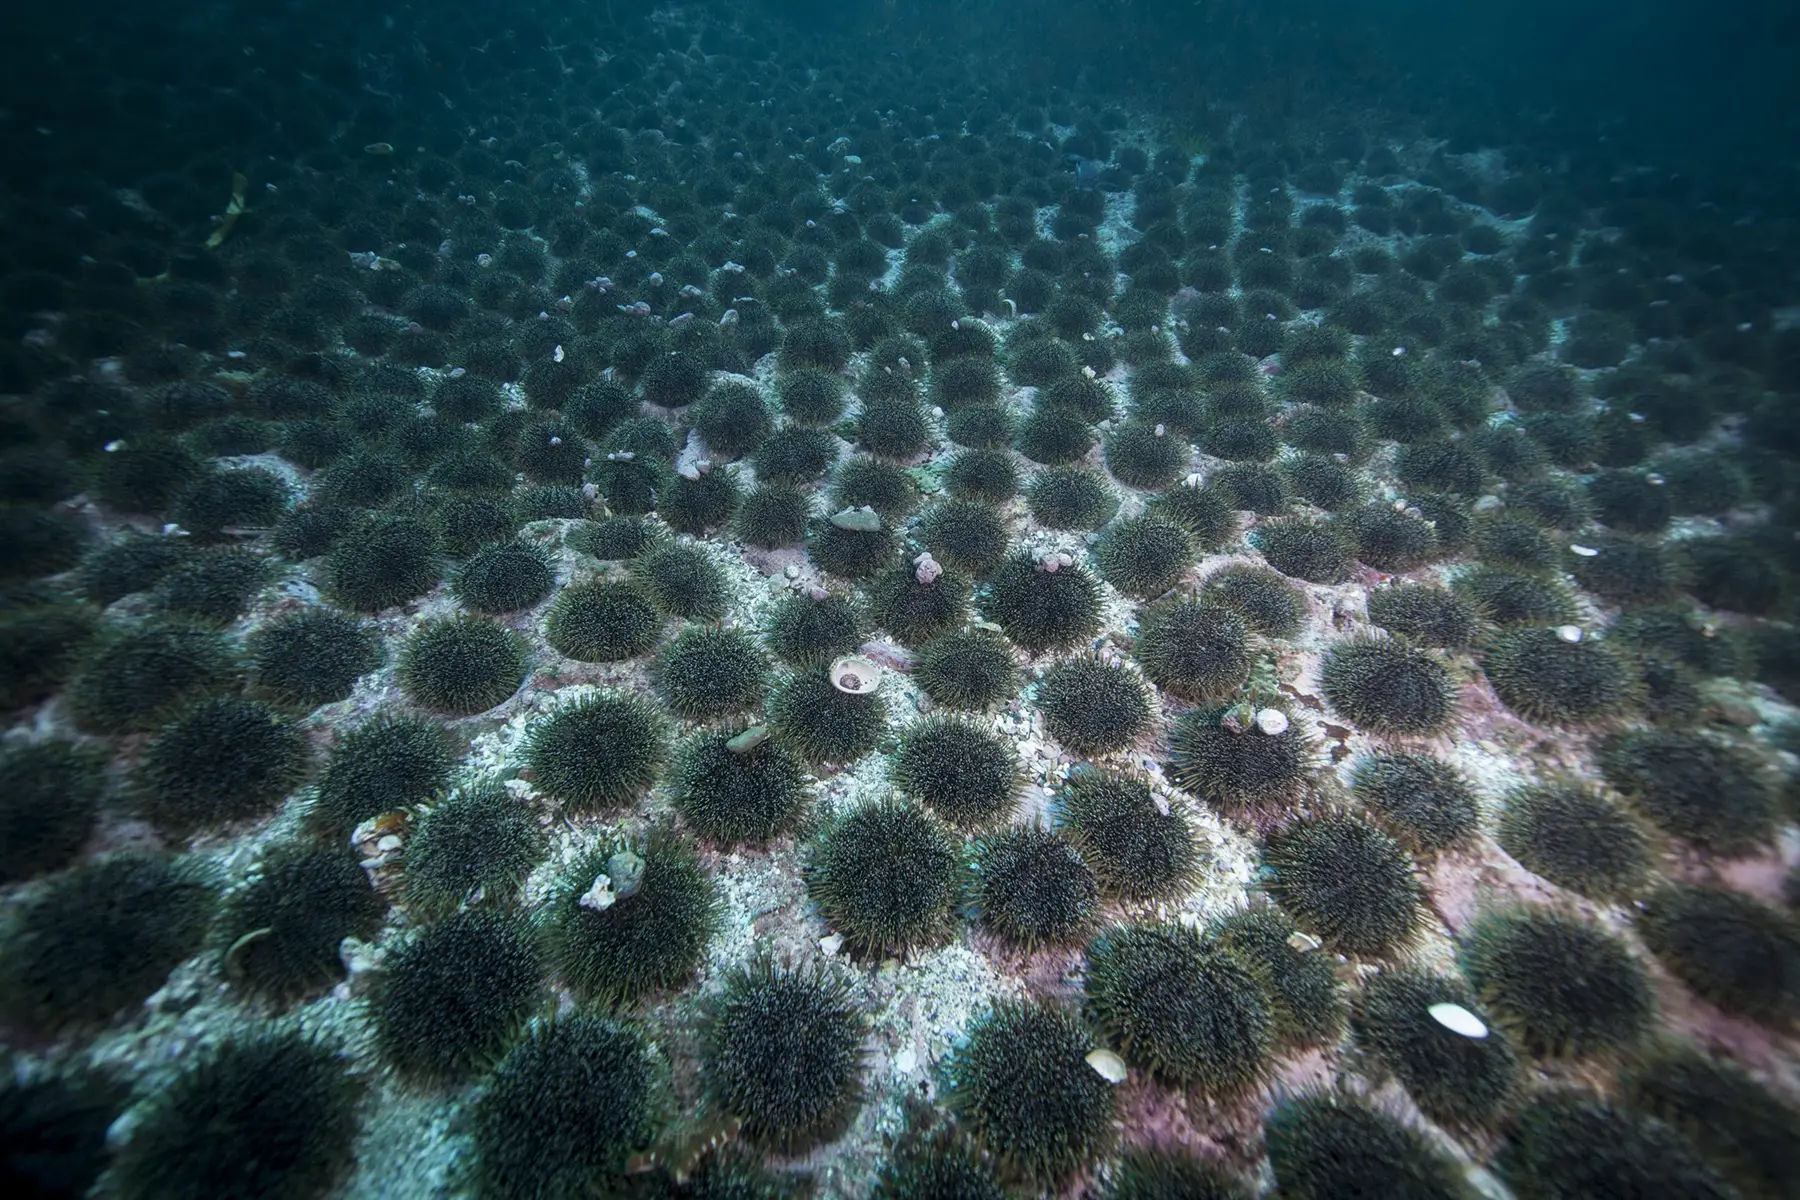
894 1046 917 1074
1255 708 1290 736
1428 1002 1489 1039
830 655 883 695
1555 624 1584 644
820 932 845 957
1086 1048 1129 1083
1287 929 1323 953
829 505 883 532
726 725 770 754
606 849 646 900
578 872 617 912
1569 544 1599 557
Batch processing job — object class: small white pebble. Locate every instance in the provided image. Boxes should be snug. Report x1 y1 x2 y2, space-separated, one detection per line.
894 1047 917 1075
1255 708 1290 736
1569 543 1599 557
1555 624 1585 644
820 932 845 957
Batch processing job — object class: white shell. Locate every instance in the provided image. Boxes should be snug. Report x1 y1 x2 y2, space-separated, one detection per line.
894 1047 917 1075
1287 929 1323 953
1085 1048 1129 1083
1555 624 1585 644
819 932 845 957
578 873 616 912
1428 1002 1489 1039
1255 708 1290 736
830 655 882 695
1569 543 1599 557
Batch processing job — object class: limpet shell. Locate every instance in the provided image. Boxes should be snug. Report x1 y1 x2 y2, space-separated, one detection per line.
830 655 882 695
1086 1048 1129 1083
1428 1002 1489 1039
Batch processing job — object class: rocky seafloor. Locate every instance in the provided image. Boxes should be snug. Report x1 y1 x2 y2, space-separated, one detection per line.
3 2 1800 1197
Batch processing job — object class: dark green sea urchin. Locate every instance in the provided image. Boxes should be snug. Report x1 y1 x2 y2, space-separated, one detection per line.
1481 626 1634 726
652 625 770 721
1637 884 1800 1026
701 958 866 1155
1134 599 1254 703
805 798 959 957
669 727 811 846
1168 707 1315 817
545 580 665 662
1349 752 1481 856
214 844 385 1003
132 696 311 833
1263 812 1427 958
1597 727 1777 856
891 716 1023 829
1320 635 1458 736
913 627 1020 710
945 1000 1115 1188
1352 966 1518 1129
1083 922 1274 1097
767 666 889 765
1459 907 1654 1058
402 780 547 918
369 909 542 1083
396 616 528 716
1035 655 1154 756
1496 1092 1736 1200
970 825 1101 952
1209 906 1347 1049
1264 1091 1470 1200
308 714 451 842
977 552 1104 654
0 739 104 885
544 830 720 1008
525 693 668 814
1620 1039 1800 1200
246 607 383 710
1092 515 1196 599
1052 769 1199 904
1494 782 1651 900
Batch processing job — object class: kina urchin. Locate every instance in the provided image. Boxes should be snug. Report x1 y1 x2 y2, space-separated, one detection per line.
917 499 1009 578
762 589 864 667
1264 1091 1470 1200
1026 465 1119 531
1092 514 1196 599
1145 480 1239 548
1481 625 1635 726
891 716 1024 829
805 798 959 957
101 1026 363 1200
0 740 104 886
652 625 770 721
733 483 811 548
1366 583 1479 649
1352 965 1519 1129
701 958 866 1155
214 844 385 1003
1082 922 1275 1098
1459 907 1654 1058
369 909 543 1083
1320 634 1458 736
1597 727 1777 856
1638 884 1800 1026
246 607 383 710
1495 781 1651 900
1104 419 1191 490
308 713 451 842
1035 655 1154 757
767 666 889 765
945 1000 1115 1189
867 563 971 646
452 540 555 614
913 627 1021 710
402 780 547 918
1210 906 1346 1049
1053 769 1199 903
807 517 900 580
525 692 668 814
467 1016 662 1199
1496 1092 1737 1200
970 825 1101 952
1103 1148 1254 1200
1263 812 1428 959
1349 752 1481 856
0 852 217 1031
875 1127 1010 1200
545 580 664 662
1621 1039 1800 1200
977 551 1104 654
1168 707 1316 818
1135 599 1254 703
130 696 310 833
544 830 720 1007
396 616 528 716
669 727 810 846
